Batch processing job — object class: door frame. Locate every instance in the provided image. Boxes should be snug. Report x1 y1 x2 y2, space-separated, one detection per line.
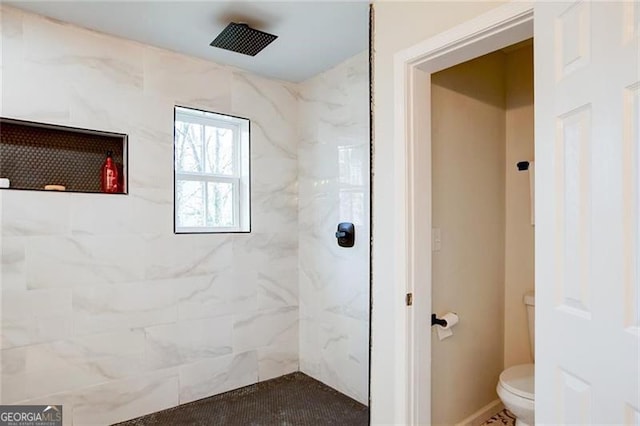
392 2 534 423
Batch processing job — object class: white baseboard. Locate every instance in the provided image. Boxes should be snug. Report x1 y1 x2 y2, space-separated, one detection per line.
455 399 504 426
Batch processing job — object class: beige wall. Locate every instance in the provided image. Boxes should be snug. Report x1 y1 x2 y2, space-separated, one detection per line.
504 44 535 368
429 43 534 424
430 51 507 426
370 2 507 422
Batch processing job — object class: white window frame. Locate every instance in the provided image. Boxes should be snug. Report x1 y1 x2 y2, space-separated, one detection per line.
174 106 250 234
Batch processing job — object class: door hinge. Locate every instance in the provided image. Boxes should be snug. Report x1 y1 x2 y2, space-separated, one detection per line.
406 293 413 306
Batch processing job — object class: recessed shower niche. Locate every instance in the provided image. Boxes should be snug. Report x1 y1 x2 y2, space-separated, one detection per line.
0 117 128 194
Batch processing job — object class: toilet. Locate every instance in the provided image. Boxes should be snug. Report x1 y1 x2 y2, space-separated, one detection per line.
497 291 535 426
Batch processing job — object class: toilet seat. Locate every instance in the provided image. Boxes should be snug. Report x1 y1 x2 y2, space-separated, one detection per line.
499 363 534 400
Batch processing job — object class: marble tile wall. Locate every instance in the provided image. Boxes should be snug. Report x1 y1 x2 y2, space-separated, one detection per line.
0 6 299 424
298 52 370 404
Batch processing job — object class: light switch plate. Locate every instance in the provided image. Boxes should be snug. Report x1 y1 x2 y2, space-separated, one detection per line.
432 228 441 252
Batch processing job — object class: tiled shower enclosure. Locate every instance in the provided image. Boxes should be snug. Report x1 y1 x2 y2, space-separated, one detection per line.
0 5 369 425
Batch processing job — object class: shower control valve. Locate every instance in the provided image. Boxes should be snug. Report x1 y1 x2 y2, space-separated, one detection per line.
335 222 355 248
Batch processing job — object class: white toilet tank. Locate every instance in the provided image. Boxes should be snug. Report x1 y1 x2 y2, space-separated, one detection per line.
523 291 535 360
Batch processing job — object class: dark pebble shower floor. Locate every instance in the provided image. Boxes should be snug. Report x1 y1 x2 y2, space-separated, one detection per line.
113 372 369 426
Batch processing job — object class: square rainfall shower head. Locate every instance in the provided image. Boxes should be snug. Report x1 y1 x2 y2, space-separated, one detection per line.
210 23 278 56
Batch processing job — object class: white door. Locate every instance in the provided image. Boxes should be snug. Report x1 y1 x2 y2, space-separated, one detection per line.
535 1 639 423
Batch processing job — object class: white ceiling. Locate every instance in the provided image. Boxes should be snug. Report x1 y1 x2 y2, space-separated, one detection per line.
8 1 370 83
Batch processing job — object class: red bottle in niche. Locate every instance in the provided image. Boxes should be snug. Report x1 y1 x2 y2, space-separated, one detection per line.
101 151 119 193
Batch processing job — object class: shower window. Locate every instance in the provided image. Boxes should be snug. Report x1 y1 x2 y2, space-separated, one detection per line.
174 106 250 233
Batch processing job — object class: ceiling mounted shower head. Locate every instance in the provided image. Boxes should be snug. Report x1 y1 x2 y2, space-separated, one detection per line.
210 23 278 56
